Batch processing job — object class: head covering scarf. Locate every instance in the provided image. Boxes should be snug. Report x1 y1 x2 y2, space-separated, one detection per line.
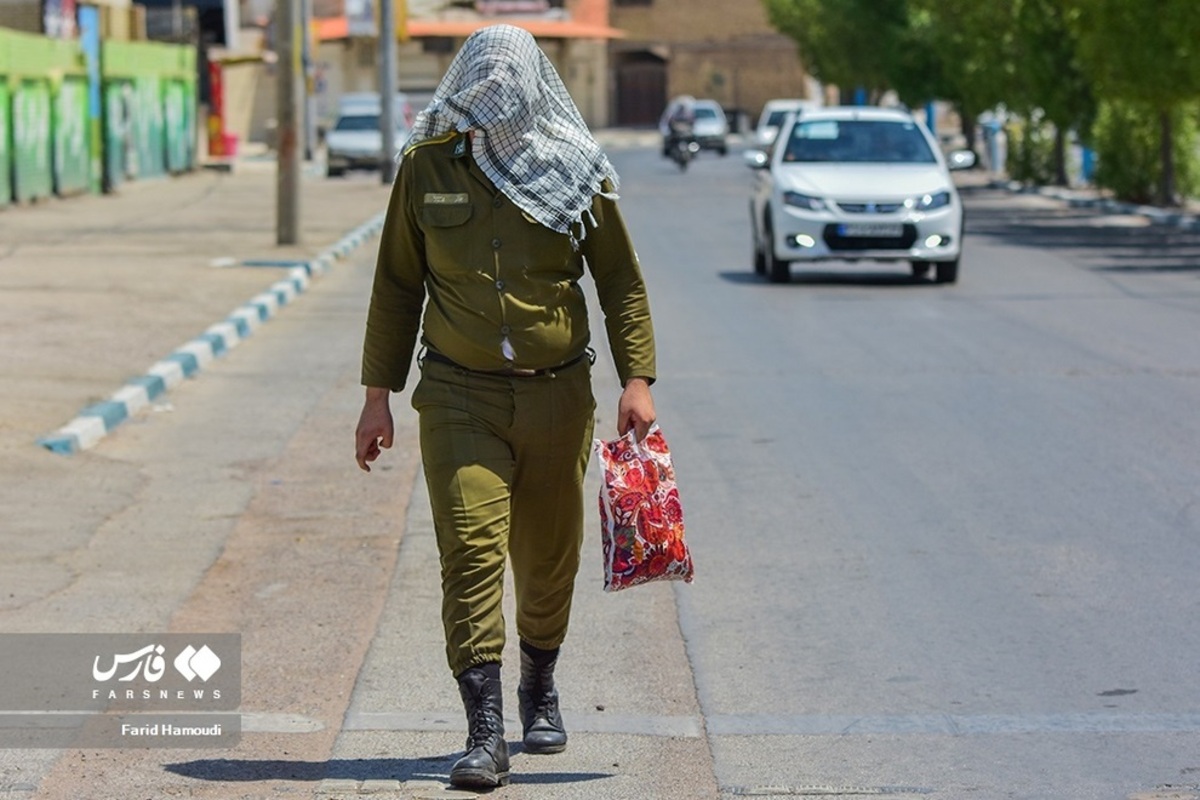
404 24 619 238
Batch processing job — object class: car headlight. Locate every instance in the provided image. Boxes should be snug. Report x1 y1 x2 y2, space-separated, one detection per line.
907 190 952 211
782 191 827 211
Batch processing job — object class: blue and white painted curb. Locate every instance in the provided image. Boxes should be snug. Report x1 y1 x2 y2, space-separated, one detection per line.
993 180 1200 231
37 212 387 455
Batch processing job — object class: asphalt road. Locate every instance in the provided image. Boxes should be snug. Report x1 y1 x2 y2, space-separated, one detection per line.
4 141 1200 800
612 146 1200 799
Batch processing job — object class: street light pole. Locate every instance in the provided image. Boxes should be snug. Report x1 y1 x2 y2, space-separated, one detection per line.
301 0 315 161
379 0 398 184
276 0 302 244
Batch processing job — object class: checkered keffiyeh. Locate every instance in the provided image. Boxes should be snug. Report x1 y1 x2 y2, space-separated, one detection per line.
404 24 619 237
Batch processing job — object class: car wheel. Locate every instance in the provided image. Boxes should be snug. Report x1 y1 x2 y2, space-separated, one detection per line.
718 145 728 156
911 261 931 279
326 165 346 178
764 218 790 283
935 259 959 284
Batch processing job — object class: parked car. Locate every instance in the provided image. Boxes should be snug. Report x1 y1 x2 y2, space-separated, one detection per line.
325 93 412 177
754 98 821 147
746 105 976 283
336 92 414 126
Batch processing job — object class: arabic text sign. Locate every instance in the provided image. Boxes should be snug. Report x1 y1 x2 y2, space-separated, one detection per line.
0 634 240 712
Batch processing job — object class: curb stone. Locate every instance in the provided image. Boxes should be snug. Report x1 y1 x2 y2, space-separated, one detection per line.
989 178 1200 230
36 212 387 455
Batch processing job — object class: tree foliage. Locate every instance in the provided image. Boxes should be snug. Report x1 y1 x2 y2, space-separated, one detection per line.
1067 0 1200 203
761 0 1197 204
1068 0 1200 111
762 0 907 100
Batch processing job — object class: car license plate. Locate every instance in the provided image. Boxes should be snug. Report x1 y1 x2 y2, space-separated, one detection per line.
837 223 903 237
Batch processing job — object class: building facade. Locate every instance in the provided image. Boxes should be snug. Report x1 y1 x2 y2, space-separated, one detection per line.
313 0 618 129
607 0 816 128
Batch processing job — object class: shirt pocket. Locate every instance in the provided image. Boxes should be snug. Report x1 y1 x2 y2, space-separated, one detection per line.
421 203 473 227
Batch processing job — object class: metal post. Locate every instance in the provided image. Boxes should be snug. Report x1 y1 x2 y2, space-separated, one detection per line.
301 0 316 161
276 0 301 244
379 0 398 184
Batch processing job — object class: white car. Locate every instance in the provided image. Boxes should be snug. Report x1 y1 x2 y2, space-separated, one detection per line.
325 93 411 177
690 99 729 155
747 106 975 283
754 98 820 147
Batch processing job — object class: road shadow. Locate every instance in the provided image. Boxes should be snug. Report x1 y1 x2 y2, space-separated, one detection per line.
966 202 1200 273
719 269 942 287
165 754 612 787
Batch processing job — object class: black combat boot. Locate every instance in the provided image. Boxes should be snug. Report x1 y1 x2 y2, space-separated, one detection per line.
450 663 510 788
517 642 567 754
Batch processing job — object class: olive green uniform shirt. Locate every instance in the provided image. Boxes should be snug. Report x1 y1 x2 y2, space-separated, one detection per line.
361 131 656 391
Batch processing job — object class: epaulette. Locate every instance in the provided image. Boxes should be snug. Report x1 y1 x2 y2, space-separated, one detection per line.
403 131 460 157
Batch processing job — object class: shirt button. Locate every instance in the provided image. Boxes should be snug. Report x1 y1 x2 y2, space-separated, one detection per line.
500 325 511 334
495 280 505 290
492 196 503 208
492 238 502 249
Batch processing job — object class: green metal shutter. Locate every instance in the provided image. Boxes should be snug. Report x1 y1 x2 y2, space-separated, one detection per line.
13 80 53 203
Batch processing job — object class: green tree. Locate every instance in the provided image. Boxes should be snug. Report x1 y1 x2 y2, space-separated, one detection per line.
1009 0 1094 185
1090 99 1199 204
897 0 1014 152
762 0 908 102
1069 0 1200 205
763 0 1014 152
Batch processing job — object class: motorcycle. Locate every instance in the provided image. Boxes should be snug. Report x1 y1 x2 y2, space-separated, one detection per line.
667 130 701 172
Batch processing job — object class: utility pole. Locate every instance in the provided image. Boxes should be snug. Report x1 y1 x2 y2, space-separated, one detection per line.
300 0 316 161
276 0 302 244
379 0 398 184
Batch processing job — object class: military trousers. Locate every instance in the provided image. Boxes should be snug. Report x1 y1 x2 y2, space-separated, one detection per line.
410 354 596 677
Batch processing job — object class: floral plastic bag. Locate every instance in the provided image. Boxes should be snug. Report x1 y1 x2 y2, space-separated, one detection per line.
593 424 694 592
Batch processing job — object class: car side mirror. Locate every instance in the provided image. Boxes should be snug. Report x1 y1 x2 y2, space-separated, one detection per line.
743 150 769 169
947 149 977 171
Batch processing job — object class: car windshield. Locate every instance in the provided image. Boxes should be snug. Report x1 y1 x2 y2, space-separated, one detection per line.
782 119 936 164
694 107 719 121
334 115 379 132
334 114 408 133
765 110 790 127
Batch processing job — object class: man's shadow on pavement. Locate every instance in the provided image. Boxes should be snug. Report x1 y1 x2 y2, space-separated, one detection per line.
165 751 612 787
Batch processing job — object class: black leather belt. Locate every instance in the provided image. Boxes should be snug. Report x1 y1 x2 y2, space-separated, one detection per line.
423 348 589 377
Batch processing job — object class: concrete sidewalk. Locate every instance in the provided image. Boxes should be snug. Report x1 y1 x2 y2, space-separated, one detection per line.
0 130 662 460
0 155 396 459
0 131 718 800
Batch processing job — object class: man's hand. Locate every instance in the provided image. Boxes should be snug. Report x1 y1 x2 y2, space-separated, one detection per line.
617 377 656 442
355 387 394 472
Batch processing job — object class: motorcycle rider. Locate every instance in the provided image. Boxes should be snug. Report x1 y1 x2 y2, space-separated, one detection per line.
661 95 697 158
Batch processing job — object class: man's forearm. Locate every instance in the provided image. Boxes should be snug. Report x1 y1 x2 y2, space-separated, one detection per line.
364 386 391 404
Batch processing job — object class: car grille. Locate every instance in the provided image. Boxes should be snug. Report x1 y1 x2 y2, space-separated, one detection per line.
823 223 917 251
836 201 905 213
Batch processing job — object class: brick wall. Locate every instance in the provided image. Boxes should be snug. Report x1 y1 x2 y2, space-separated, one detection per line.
611 0 777 42
610 0 814 123
0 0 43 34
